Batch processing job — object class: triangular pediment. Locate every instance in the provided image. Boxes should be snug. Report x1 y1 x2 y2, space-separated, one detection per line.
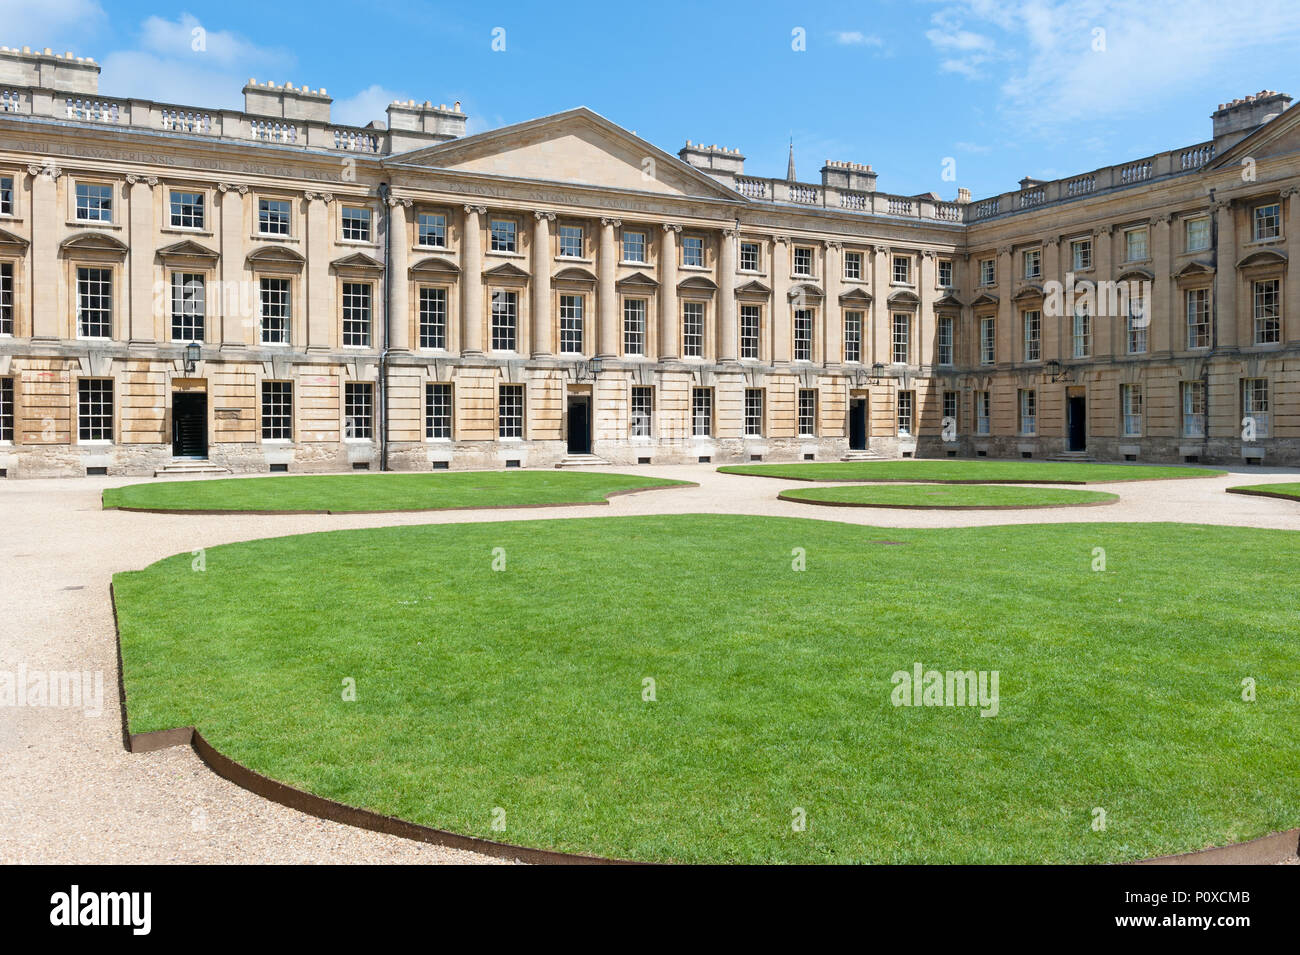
839 287 873 304
483 262 530 280
934 292 963 308
157 239 218 261
1175 259 1215 278
390 108 745 202
616 271 659 289
0 227 29 250
1210 99 1300 168
331 252 384 272
970 291 999 307
736 279 771 296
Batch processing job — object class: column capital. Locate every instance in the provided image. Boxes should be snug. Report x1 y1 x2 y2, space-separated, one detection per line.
873 244 890 255
662 222 682 233
824 239 841 250
533 210 556 221
385 195 413 208
1041 235 1059 247
28 163 61 179
463 204 487 215
600 217 622 228
1093 223 1114 238
775 234 792 246
920 248 935 259
125 175 158 188
721 226 740 238
1280 186 1299 199
218 182 249 196
997 245 1012 257
1150 213 1173 228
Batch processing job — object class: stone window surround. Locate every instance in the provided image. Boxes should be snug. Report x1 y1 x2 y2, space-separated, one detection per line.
413 207 452 251
70 177 117 227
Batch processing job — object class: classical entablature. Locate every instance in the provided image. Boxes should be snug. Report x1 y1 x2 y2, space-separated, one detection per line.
390 107 745 204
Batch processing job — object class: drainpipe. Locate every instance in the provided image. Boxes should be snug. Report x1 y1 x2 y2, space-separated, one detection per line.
377 182 392 471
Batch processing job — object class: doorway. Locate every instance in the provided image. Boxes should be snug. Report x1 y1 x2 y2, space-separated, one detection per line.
848 398 868 451
1066 389 1086 452
567 396 591 455
172 392 208 458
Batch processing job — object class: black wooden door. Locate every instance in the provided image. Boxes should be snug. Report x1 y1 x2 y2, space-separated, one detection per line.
849 399 868 450
567 399 590 455
1067 395 1086 452
172 392 208 458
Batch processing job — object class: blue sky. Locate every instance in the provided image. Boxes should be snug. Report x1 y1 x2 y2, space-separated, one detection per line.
8 0 1300 199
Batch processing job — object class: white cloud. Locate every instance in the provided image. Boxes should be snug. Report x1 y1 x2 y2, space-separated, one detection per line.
96 15 295 111
833 31 884 47
926 0 1300 132
332 85 403 129
1 0 106 52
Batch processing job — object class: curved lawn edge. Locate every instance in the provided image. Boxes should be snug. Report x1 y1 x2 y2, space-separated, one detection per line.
776 490 1119 511
101 480 696 516
109 570 1297 867
1225 485 1300 503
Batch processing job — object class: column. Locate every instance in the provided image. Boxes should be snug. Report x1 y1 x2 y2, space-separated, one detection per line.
305 193 332 351
460 205 485 355
917 250 936 366
1093 227 1114 357
996 245 1014 364
127 176 156 343
596 217 620 358
1214 201 1237 348
869 244 890 368
1286 188 1300 343
717 226 737 362
1148 216 1171 355
217 182 248 347
388 197 410 352
531 211 554 357
659 223 680 359
1042 237 1061 360
772 236 791 364
823 241 842 366
29 165 61 341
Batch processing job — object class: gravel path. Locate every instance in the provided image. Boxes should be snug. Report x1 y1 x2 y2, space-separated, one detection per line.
3 462 1299 864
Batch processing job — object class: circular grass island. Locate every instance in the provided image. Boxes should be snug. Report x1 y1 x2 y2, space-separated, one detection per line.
101 470 691 514
719 460 1226 484
778 483 1118 510
112 515 1300 864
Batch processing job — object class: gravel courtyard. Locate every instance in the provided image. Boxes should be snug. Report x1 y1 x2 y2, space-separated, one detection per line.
3 463 1299 864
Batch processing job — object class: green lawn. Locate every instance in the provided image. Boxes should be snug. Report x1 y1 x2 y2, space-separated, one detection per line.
1226 482 1300 502
114 515 1300 864
101 471 690 513
780 483 1118 509
719 460 1226 484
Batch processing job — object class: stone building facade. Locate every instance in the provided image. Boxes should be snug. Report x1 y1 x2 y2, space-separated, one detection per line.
0 44 1297 477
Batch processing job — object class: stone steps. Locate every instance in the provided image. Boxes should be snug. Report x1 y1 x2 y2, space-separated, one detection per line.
154 462 233 477
841 450 886 462
554 454 612 469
